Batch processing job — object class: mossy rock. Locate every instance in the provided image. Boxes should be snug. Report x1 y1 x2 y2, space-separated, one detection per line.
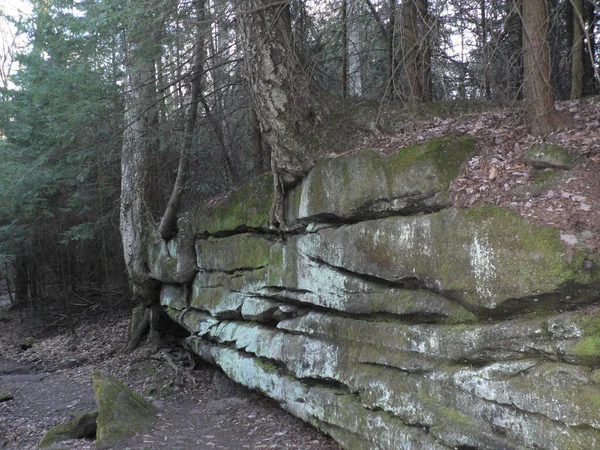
191 172 273 235
39 410 98 448
289 135 476 222
195 233 273 271
160 284 186 311
21 336 36 350
525 143 577 169
92 371 156 449
298 206 600 312
146 238 178 283
0 389 13 402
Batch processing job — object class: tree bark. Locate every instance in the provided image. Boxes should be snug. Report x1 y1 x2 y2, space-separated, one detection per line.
347 0 363 96
250 107 265 176
481 0 491 99
342 0 348 98
522 0 558 135
401 0 423 103
14 254 28 306
389 0 397 99
120 2 162 345
237 0 322 226
570 0 584 99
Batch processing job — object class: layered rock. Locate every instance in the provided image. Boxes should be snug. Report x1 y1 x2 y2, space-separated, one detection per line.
154 136 600 449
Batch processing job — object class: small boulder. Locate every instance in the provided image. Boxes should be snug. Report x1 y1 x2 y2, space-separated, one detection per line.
525 143 577 169
0 389 13 403
92 371 156 449
38 410 98 448
20 336 35 350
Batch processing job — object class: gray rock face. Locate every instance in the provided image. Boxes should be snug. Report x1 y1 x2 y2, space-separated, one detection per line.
152 137 600 449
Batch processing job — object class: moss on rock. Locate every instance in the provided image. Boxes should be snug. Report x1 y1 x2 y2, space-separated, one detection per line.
92 371 156 449
300 206 600 311
525 143 577 169
294 135 476 222
191 173 273 235
0 390 13 403
39 410 98 448
196 233 273 271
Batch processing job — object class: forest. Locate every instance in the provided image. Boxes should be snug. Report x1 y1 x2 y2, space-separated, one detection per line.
0 0 598 331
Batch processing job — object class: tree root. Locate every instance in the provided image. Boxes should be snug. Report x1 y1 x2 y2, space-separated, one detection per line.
153 348 197 386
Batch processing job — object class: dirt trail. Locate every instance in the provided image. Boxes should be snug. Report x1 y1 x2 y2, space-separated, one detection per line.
0 308 340 450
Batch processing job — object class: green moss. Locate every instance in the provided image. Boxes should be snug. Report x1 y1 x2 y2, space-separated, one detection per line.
458 205 595 290
434 405 473 428
285 183 304 223
534 169 559 184
572 337 600 357
92 371 156 450
0 390 13 402
570 312 600 357
526 143 576 169
136 364 157 377
39 410 98 448
191 173 273 234
386 135 476 185
21 336 36 349
254 357 280 372
196 233 273 272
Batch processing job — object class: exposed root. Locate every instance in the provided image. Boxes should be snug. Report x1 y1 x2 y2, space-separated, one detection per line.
153 347 197 386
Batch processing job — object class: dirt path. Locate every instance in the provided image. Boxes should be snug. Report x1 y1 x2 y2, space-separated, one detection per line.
0 308 341 450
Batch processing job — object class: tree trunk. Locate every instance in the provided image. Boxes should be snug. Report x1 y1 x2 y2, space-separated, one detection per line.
120 2 162 347
365 0 390 97
389 0 397 99
14 255 29 307
347 0 363 96
582 0 599 95
250 107 265 176
570 0 584 99
237 0 322 226
342 0 348 98
158 0 206 240
522 0 558 135
401 0 423 103
418 0 432 102
207 0 238 185
481 0 491 99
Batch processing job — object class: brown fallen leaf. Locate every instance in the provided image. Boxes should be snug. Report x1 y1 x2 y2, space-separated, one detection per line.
489 166 499 181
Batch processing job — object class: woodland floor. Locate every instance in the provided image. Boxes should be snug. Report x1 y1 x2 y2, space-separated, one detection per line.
0 301 341 450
